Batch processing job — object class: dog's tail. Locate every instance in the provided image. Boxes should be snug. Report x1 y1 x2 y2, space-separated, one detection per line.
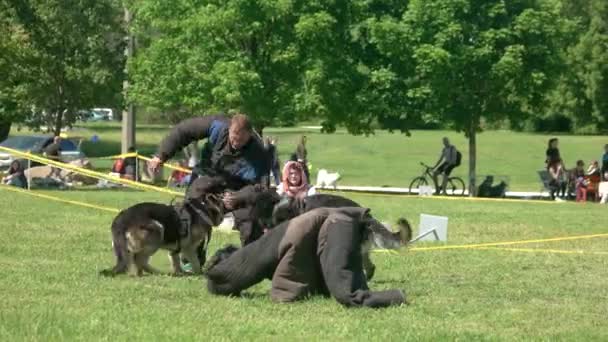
99 218 130 277
395 218 413 246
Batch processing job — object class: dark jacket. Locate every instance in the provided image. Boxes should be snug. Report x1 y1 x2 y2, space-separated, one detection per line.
157 115 270 186
205 207 406 308
44 142 61 159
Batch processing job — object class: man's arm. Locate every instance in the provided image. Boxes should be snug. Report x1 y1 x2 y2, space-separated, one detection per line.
157 116 222 162
432 152 444 169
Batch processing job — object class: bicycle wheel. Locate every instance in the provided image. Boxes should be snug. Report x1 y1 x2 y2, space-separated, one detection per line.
408 177 428 194
446 177 466 196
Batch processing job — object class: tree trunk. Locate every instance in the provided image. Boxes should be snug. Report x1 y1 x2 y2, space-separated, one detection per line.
0 120 11 142
53 109 64 136
468 122 477 197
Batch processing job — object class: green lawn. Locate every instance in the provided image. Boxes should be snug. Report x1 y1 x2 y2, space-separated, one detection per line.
9 123 606 190
0 187 607 340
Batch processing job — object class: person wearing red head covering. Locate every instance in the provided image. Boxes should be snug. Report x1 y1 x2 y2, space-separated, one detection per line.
277 161 316 198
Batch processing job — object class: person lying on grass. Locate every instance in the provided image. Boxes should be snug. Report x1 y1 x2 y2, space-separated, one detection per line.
204 207 407 308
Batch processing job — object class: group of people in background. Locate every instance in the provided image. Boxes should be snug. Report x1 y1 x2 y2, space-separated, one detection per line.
545 138 608 202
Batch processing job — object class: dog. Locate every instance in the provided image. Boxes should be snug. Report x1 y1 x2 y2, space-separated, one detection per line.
249 192 412 280
315 169 341 189
100 193 225 277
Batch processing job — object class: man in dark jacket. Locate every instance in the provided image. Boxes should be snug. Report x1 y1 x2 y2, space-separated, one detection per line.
44 136 63 179
204 207 407 308
149 113 270 249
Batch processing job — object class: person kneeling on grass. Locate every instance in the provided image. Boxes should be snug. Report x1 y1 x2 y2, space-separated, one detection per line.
204 207 407 308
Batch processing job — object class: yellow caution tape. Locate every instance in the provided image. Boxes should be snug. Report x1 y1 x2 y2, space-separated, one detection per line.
408 233 608 251
0 146 184 197
469 246 608 256
0 184 238 234
136 155 193 174
90 152 139 160
0 184 120 213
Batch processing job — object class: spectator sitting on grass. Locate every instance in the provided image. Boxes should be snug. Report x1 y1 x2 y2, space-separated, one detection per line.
573 160 588 202
277 161 316 198
2 160 27 189
587 160 600 177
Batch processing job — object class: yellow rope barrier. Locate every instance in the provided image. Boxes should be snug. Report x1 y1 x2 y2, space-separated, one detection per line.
0 146 184 197
0 184 119 213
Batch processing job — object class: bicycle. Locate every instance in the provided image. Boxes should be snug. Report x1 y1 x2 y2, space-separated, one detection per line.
409 162 466 196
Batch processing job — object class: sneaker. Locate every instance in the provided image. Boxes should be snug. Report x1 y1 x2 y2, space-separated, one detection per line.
181 262 192 272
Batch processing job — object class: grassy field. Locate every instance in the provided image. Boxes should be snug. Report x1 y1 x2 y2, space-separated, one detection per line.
0 187 607 340
9 123 608 190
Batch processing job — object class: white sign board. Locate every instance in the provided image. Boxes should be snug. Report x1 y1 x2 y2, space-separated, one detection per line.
415 214 448 242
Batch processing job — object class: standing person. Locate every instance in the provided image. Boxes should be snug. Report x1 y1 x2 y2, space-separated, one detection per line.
44 136 63 180
148 113 270 249
432 137 460 195
265 136 281 186
600 144 608 181
546 138 562 169
295 135 309 180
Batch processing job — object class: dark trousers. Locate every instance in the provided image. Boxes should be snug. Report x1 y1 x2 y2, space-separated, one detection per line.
185 172 262 265
319 217 405 308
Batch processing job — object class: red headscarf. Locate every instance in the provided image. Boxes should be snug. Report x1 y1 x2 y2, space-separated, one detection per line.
281 161 309 198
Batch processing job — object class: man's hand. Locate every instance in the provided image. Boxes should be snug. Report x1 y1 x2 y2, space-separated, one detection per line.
149 156 163 173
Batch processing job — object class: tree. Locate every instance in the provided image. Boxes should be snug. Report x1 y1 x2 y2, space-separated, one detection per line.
549 0 608 132
1 0 125 136
128 0 413 134
129 0 305 133
368 0 570 194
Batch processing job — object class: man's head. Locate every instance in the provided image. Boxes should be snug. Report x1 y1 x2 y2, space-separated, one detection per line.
229 114 253 150
442 137 450 147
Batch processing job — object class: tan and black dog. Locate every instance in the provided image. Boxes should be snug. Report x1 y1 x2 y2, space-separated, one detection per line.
100 194 224 277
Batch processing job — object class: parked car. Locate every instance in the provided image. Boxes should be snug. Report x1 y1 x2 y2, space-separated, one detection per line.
0 135 86 170
92 108 115 121
78 109 108 122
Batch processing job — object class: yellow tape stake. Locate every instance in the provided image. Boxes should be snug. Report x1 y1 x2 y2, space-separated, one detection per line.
0 146 184 197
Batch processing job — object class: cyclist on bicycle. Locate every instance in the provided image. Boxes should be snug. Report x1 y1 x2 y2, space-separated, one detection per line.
432 137 461 195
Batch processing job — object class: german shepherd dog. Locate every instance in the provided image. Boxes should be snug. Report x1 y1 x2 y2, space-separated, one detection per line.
248 192 412 280
100 194 225 277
